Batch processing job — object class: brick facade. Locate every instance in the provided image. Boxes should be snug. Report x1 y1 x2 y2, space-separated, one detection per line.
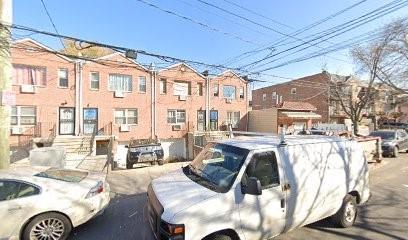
252 72 330 123
9 39 248 148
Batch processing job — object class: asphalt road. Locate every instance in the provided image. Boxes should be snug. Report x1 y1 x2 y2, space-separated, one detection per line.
69 156 408 240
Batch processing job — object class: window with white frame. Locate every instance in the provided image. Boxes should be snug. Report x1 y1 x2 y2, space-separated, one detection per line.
239 87 244 99
114 109 138 125
159 78 167 94
167 109 186 124
109 74 132 92
291 88 297 95
214 84 219 97
262 93 266 101
12 64 46 86
227 111 240 128
223 85 236 99
173 81 191 96
272 91 277 99
90 72 99 90
58 68 68 88
139 76 146 93
11 106 36 126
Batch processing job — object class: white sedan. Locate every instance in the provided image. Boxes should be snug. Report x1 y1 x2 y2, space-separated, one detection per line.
0 167 110 240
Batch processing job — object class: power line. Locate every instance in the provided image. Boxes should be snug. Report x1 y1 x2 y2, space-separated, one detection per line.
220 0 370 66
39 0 65 50
132 0 261 46
220 0 293 30
175 0 275 38
239 0 407 71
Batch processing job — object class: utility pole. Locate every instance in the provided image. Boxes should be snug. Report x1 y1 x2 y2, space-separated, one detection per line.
0 0 12 169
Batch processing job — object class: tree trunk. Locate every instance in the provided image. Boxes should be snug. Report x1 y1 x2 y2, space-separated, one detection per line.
352 118 359 136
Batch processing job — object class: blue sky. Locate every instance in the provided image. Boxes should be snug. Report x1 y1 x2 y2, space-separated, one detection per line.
13 0 408 89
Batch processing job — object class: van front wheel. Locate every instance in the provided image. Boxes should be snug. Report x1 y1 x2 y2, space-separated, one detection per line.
332 194 357 228
207 235 232 240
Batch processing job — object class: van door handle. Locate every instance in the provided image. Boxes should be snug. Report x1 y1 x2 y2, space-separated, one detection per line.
282 183 291 191
280 199 285 208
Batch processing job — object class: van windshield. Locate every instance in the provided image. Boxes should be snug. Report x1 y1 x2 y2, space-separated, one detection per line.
183 143 249 193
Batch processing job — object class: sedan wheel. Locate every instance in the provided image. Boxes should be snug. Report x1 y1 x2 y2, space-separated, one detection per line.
23 213 71 240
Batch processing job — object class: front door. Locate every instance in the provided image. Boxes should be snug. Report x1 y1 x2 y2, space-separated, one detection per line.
238 150 286 239
210 110 218 131
59 107 75 135
197 110 206 131
83 108 98 135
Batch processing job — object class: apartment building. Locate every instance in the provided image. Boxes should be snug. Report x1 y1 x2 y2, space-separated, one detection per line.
252 71 331 122
9 38 248 161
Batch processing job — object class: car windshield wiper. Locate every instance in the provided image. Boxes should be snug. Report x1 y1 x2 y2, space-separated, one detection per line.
188 164 218 190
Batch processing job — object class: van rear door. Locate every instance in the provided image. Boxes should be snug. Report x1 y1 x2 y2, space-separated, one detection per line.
238 149 286 239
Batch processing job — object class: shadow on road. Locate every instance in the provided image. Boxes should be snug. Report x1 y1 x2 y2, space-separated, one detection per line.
69 192 154 240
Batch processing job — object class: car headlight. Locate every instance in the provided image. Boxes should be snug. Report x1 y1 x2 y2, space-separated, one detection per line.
160 220 185 240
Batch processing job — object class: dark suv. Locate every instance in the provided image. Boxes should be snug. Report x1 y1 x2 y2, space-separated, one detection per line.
125 142 164 169
369 130 408 157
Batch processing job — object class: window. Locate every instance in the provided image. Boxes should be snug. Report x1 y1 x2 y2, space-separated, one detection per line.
214 84 219 97
109 74 132 92
90 72 99 90
227 111 240 128
245 151 280 189
223 85 236 99
167 109 186 124
58 68 68 88
160 78 167 94
262 93 266 101
0 180 40 201
272 91 277 99
198 83 203 96
11 106 36 125
174 81 191 96
291 88 297 95
139 76 147 93
239 87 244 99
12 64 46 86
114 109 138 125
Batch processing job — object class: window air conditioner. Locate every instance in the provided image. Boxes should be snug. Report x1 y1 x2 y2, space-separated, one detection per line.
172 124 182 131
11 126 23 135
114 91 124 98
179 95 187 101
120 124 130 132
20 85 35 93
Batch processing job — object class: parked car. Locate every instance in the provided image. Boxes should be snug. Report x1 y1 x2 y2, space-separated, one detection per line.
125 142 164 169
0 167 110 240
146 135 370 240
369 130 408 157
380 122 408 132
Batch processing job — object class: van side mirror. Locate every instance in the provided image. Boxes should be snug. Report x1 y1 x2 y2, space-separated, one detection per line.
125 145 129 148
242 177 262 195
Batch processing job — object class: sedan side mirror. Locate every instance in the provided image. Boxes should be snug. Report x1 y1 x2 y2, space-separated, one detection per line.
242 177 262 195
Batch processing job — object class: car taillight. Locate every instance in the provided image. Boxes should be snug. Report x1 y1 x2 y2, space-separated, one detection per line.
86 181 104 198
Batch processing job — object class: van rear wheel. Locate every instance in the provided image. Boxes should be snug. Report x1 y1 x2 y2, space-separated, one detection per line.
332 194 357 228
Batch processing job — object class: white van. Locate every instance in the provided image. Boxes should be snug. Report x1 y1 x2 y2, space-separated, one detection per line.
146 135 370 240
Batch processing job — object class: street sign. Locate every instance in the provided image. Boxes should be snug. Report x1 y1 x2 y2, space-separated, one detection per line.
0 91 16 106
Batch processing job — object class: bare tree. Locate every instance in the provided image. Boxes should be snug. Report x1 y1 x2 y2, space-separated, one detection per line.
330 18 408 135
60 39 113 58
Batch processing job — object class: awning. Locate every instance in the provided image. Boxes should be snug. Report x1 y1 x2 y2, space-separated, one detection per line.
280 111 322 119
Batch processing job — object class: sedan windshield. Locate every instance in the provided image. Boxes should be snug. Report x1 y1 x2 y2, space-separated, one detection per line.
369 131 396 140
184 143 249 193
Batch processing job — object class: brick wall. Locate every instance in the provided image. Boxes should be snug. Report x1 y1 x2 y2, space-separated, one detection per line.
252 72 330 122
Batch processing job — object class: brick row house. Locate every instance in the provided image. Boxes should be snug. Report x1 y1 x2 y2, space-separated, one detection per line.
9 38 249 163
